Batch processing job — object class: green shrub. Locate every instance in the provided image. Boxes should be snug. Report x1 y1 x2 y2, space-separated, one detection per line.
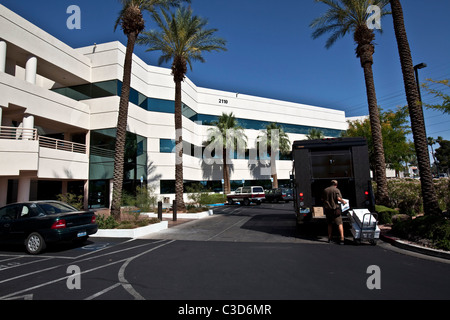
387 178 422 216
57 193 83 210
186 183 226 207
121 186 158 212
392 215 450 251
434 178 450 212
97 214 119 229
374 178 450 216
375 205 398 224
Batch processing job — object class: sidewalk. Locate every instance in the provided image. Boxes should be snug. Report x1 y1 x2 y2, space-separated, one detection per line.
379 224 450 261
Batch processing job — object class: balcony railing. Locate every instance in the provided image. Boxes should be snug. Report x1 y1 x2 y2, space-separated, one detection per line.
0 126 38 140
0 126 86 154
38 136 86 154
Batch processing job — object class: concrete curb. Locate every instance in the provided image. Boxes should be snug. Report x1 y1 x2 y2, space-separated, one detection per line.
380 233 450 260
91 221 169 239
91 210 212 239
141 210 214 220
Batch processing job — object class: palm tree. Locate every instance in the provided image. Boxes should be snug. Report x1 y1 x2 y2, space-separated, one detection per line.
207 112 247 195
111 0 188 220
138 7 227 211
257 123 291 188
389 0 441 215
306 128 325 140
310 0 390 206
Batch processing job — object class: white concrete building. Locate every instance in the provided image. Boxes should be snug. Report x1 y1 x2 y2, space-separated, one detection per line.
0 4 347 208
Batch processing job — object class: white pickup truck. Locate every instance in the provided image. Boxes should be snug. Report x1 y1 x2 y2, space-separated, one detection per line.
226 186 265 205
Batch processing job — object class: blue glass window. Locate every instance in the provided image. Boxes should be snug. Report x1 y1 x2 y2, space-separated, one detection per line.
160 139 175 153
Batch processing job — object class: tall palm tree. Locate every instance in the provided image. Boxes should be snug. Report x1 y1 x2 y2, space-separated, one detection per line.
111 0 188 220
257 123 290 189
138 7 227 211
389 0 441 215
207 112 247 195
310 0 390 206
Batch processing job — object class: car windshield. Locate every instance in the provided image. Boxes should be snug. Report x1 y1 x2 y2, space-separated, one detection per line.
37 202 77 215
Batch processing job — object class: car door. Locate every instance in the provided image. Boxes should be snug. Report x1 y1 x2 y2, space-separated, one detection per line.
9 204 41 241
0 204 20 241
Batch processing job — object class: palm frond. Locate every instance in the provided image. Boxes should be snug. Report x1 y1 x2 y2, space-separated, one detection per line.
310 0 390 48
138 6 227 74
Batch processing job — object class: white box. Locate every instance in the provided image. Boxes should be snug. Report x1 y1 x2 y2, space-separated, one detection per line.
352 209 377 228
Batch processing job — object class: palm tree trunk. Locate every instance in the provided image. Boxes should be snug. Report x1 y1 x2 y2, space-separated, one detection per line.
174 79 186 211
390 0 441 215
222 147 231 195
111 32 136 220
361 59 389 206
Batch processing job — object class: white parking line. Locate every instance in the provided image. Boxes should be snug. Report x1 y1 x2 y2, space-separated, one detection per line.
0 239 175 300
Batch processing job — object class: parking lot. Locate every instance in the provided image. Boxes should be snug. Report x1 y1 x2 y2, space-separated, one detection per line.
1 203 450 302
0 238 175 300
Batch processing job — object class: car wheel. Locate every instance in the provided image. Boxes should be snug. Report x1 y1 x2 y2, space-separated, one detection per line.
25 232 46 255
243 198 250 206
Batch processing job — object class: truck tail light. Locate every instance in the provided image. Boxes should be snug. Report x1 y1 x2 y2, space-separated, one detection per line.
364 191 370 206
91 215 96 224
299 192 304 206
51 219 66 229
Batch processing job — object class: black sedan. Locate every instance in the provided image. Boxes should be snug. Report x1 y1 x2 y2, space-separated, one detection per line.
0 201 98 254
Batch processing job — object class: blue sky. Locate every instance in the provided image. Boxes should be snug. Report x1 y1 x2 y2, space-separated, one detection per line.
2 0 449 143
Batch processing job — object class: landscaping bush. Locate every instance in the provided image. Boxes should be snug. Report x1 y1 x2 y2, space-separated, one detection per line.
375 205 398 224
186 183 226 207
386 178 422 215
57 193 83 210
392 215 450 251
96 213 160 229
434 178 450 213
121 186 158 212
374 178 450 216
96 214 119 229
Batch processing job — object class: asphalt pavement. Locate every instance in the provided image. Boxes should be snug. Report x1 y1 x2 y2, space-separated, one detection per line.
0 202 449 304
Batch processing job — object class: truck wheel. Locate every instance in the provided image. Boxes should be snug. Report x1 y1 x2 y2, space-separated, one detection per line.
25 232 46 255
243 198 250 206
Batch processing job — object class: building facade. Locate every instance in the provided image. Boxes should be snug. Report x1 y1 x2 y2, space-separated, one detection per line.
0 5 348 209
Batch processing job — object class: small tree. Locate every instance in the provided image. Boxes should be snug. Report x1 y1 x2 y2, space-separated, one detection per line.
257 123 290 188
206 112 247 195
306 128 325 140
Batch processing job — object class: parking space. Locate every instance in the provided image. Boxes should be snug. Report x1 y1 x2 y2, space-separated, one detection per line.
0 237 130 259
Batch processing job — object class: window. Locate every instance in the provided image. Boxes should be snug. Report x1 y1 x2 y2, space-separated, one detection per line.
0 205 18 220
160 139 175 153
52 80 119 100
38 202 77 214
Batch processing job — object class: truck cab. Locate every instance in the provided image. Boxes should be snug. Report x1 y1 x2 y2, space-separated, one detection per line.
291 138 375 225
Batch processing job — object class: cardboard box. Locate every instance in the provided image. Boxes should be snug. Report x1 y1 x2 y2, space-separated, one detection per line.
313 207 324 217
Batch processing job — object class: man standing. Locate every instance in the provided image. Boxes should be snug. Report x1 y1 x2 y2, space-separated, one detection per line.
322 180 347 244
